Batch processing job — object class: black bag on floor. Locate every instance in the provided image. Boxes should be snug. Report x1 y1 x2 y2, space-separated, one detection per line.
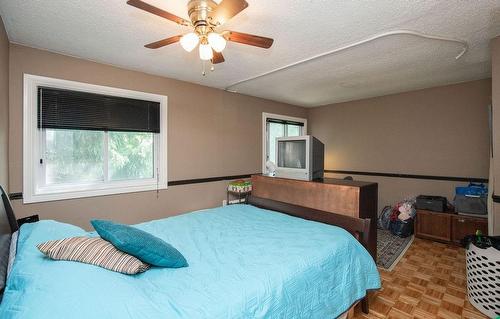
377 206 392 230
389 218 414 238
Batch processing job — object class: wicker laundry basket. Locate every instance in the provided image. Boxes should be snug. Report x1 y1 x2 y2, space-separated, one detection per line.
465 242 500 318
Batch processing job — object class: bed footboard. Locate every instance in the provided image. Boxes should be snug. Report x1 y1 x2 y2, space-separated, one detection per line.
247 196 372 256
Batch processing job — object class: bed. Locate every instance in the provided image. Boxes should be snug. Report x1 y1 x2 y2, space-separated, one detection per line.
0 188 380 318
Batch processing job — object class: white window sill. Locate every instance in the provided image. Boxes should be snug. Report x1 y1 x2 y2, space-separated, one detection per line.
24 181 168 204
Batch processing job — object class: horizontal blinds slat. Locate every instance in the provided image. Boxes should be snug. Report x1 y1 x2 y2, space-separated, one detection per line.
37 87 160 133
266 118 304 127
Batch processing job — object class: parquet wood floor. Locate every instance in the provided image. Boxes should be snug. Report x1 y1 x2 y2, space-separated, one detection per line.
353 238 488 319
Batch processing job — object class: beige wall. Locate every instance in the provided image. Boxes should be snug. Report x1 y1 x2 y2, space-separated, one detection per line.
5 43 494 231
0 18 8 192
491 36 500 235
8 44 306 229
308 80 491 212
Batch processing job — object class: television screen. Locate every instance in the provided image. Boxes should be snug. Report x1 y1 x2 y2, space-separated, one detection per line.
277 140 306 169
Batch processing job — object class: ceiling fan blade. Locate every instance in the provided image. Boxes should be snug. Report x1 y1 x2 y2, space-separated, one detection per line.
211 50 225 64
144 35 182 49
127 0 189 26
223 31 274 49
211 0 248 25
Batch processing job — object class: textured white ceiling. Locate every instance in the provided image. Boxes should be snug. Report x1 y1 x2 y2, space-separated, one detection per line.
1 0 499 107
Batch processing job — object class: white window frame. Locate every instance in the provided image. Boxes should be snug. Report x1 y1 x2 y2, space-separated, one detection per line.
262 112 307 174
23 74 168 204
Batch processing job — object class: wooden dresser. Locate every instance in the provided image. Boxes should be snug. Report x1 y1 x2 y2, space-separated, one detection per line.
415 209 488 245
251 175 378 258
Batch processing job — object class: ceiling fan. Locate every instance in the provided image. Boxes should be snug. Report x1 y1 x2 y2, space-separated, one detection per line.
127 0 274 66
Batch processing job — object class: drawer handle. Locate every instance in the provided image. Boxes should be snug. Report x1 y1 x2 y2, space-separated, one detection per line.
457 219 465 223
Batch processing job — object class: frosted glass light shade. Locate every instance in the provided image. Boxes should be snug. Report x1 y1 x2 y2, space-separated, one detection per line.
199 43 213 60
180 33 199 52
208 32 226 53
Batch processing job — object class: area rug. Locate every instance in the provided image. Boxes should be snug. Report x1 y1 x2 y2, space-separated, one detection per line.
377 229 414 271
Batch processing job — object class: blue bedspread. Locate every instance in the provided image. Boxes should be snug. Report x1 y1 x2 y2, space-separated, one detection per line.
0 204 380 319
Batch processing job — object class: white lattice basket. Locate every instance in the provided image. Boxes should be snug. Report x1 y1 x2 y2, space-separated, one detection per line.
465 242 500 318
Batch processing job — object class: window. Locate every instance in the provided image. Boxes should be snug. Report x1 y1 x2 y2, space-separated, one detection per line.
23 75 167 203
262 113 307 174
44 129 105 185
107 131 154 181
43 130 154 185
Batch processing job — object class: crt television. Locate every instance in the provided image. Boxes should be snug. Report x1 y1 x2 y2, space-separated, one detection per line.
275 135 324 181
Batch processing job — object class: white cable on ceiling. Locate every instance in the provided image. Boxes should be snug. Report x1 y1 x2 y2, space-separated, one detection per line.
224 29 468 92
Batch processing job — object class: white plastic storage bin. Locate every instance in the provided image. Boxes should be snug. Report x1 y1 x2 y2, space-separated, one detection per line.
465 242 500 318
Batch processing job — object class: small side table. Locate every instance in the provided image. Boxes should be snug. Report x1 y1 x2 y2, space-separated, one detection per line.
227 181 252 205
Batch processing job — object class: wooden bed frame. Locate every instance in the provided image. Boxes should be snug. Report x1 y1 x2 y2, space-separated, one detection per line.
247 195 372 315
1 185 19 234
0 186 19 302
0 185 373 316
250 175 378 260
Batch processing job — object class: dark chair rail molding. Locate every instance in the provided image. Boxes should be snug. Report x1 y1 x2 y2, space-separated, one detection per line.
493 194 500 203
8 193 23 201
8 174 258 200
167 174 255 186
324 170 488 183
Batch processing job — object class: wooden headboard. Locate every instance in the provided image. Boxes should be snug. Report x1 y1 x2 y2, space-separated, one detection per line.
251 175 378 259
0 186 18 235
1 185 18 299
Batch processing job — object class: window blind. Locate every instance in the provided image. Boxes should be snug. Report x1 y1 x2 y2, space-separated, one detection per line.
266 118 304 126
37 87 160 133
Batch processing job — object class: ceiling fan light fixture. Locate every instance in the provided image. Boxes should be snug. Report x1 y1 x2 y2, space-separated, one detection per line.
180 32 199 52
199 43 213 60
207 32 226 53
129 0 274 69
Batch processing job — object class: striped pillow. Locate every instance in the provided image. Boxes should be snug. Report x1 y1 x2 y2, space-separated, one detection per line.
37 237 150 275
